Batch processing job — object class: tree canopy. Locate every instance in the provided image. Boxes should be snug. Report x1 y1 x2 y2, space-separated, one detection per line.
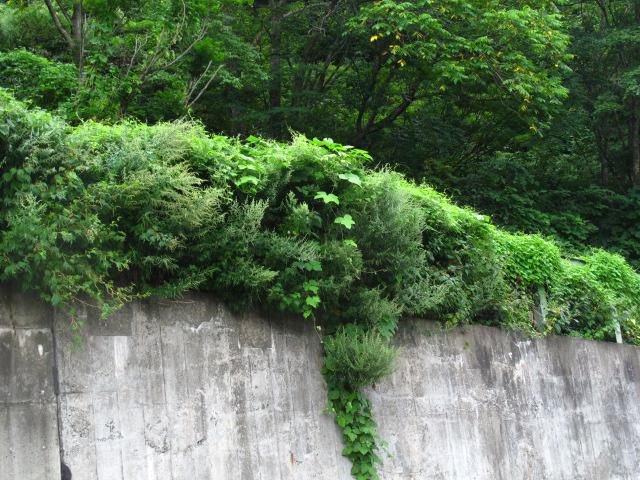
2 2 638 260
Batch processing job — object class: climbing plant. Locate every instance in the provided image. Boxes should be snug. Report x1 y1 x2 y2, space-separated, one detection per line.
1 93 639 478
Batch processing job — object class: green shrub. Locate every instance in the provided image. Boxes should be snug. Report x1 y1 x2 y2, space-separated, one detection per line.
497 231 563 289
124 71 189 123
0 4 67 54
323 325 398 390
2 92 640 479
0 50 76 111
548 260 615 341
2 89 637 343
548 251 640 344
323 325 397 479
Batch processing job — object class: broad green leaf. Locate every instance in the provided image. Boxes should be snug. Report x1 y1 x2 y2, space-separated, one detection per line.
303 260 322 272
338 173 362 186
335 214 355 229
305 295 321 308
303 280 320 293
235 175 259 186
314 191 340 205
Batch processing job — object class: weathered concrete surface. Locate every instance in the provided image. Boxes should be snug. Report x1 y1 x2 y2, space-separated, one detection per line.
371 321 640 480
3 290 640 479
53 295 351 480
0 285 60 480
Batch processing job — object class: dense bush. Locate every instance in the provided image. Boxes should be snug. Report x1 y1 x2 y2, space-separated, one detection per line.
1 92 639 478
323 325 398 390
548 251 640 341
0 48 192 124
0 4 67 55
454 151 640 268
0 50 77 112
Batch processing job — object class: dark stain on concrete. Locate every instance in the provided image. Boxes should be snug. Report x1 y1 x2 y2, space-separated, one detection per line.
61 461 72 480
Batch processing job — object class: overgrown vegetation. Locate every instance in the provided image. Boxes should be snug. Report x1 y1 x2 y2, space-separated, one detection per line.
2 1 640 477
1 92 639 478
2 0 639 268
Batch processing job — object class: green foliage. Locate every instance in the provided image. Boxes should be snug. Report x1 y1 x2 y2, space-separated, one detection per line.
323 325 396 480
2 1 640 477
2 93 640 478
548 251 640 344
0 50 77 111
349 0 570 133
0 3 66 54
497 232 562 289
325 384 383 480
446 135 640 268
125 71 189 123
323 325 398 390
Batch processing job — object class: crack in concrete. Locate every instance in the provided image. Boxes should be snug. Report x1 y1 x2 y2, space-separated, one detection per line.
50 307 66 479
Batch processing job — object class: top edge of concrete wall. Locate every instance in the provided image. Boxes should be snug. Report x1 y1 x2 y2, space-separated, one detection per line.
0 284 52 329
2 282 638 352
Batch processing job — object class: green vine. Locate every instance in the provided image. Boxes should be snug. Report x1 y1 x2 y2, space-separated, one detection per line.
321 325 397 478
2 93 640 479
325 382 382 480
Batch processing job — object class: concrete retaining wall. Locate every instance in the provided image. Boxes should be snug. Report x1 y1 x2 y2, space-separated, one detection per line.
53 295 351 480
1 285 640 479
0 287 60 480
372 324 640 479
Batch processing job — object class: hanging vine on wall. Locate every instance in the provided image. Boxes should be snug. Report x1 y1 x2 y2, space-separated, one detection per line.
2 93 640 478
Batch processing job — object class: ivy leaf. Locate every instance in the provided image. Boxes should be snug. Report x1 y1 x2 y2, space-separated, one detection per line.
301 260 322 272
335 214 355 229
305 295 321 308
235 175 259 187
314 191 340 205
345 430 358 442
303 280 320 293
237 164 258 171
328 389 341 400
338 173 362 186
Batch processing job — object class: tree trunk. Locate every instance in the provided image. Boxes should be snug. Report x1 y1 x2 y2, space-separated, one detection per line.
595 128 610 184
631 97 640 185
71 2 85 80
43 0 85 80
269 0 284 138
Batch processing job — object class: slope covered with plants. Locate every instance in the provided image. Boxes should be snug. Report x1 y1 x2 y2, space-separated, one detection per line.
3 1 639 269
1 92 639 479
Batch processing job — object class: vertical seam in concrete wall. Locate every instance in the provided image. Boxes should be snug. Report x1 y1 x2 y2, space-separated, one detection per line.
111 335 127 480
158 323 176 480
51 311 64 479
267 319 285 479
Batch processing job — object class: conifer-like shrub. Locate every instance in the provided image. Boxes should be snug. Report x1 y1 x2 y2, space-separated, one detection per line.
323 325 398 390
1 91 639 479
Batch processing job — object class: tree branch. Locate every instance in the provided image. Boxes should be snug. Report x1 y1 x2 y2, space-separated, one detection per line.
146 27 208 77
186 63 223 109
282 2 328 20
43 0 73 47
54 0 72 23
367 82 421 135
126 36 148 77
355 57 382 134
